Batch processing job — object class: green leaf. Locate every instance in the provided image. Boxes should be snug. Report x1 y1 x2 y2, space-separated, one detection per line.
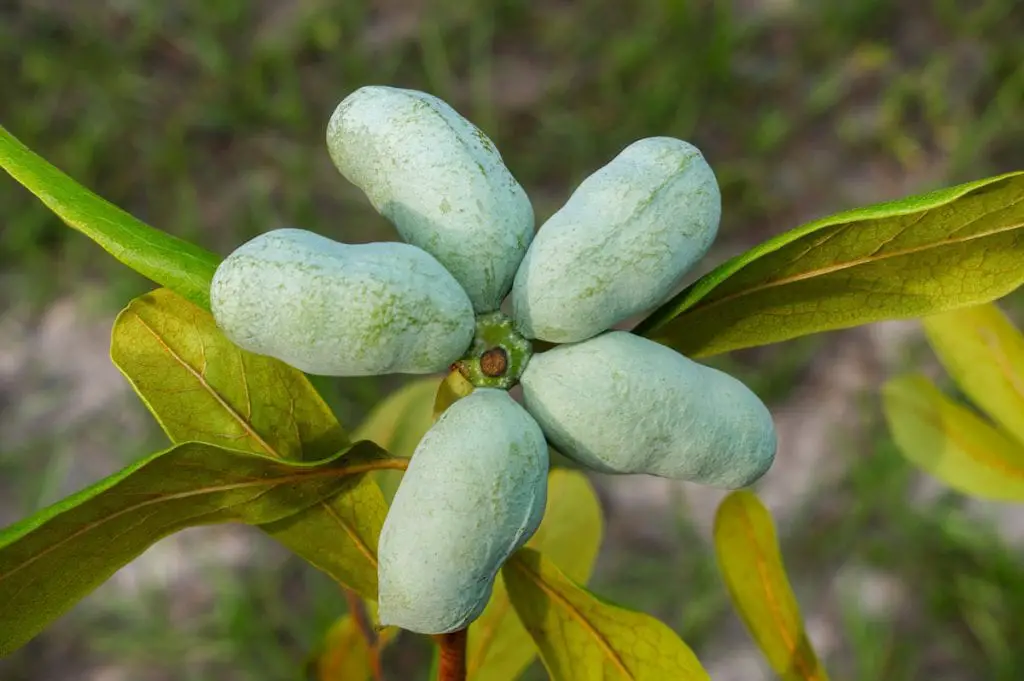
353 376 441 502
110 288 391 598
0 125 221 310
259 491 388 601
467 469 604 681
503 549 710 681
636 172 1024 358
306 612 398 681
0 441 402 656
881 374 1024 501
921 303 1024 446
111 288 350 459
713 490 830 681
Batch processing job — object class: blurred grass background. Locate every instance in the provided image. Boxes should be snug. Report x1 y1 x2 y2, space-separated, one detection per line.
1 1 1023 680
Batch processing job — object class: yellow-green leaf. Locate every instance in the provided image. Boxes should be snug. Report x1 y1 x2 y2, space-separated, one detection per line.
307 613 399 681
111 288 349 459
503 549 710 681
467 469 604 681
354 377 441 459
882 374 1024 501
713 490 830 681
921 303 1024 446
434 369 475 419
637 172 1024 358
0 441 400 656
0 124 221 310
110 288 391 598
353 376 441 502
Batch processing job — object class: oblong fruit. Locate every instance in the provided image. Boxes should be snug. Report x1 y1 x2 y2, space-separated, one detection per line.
378 389 548 634
327 86 535 313
210 228 474 376
511 137 721 343
520 331 775 488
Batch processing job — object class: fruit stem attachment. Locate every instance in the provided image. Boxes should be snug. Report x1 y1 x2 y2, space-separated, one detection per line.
433 629 467 681
451 311 532 390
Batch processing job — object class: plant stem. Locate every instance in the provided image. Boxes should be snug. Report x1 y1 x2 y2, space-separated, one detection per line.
434 629 468 681
343 588 385 681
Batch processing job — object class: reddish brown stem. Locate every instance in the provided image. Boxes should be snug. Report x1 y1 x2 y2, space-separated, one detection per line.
434 629 468 681
343 588 385 681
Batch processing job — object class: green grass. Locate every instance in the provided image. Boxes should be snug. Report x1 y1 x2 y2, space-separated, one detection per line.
2 0 1023 679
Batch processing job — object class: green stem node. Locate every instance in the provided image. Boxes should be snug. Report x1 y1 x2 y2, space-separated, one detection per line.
452 311 533 390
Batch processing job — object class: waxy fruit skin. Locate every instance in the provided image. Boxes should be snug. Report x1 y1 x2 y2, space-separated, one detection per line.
199 84 781 640
511 137 721 343
210 228 475 376
520 331 776 488
377 389 549 634
327 86 535 313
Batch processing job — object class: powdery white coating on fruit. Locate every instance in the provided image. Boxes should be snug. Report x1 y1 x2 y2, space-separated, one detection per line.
326 86 535 313
210 229 474 376
511 137 721 343
520 332 776 488
377 389 549 634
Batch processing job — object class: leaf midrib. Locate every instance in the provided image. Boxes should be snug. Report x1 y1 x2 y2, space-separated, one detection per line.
732 500 824 681
0 458 406 585
978 325 1024 430
897 388 1024 481
320 498 378 569
134 312 279 458
509 556 633 680
128 301 382 571
686 211 1024 317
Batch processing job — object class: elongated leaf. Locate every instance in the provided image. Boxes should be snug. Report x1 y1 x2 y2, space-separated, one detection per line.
0 441 403 656
467 469 603 681
110 288 390 597
0 125 221 310
353 376 441 502
307 613 399 681
636 172 1024 358
882 374 1024 501
921 303 1024 446
503 549 710 681
713 491 830 681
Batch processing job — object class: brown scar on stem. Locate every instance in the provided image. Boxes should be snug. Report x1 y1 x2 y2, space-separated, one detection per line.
480 347 508 377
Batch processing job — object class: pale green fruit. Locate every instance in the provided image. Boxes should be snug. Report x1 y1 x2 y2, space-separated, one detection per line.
326 86 535 313
378 389 548 634
521 332 775 488
511 137 721 343
210 228 474 376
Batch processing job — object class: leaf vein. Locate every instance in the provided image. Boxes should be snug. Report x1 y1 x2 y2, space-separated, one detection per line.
735 502 821 681
979 326 1024 414
319 500 378 569
0 458 407 585
691 217 1024 315
511 557 634 680
865 210 927 257
133 313 280 459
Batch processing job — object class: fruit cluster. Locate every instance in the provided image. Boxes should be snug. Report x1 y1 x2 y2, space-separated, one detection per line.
210 86 777 636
